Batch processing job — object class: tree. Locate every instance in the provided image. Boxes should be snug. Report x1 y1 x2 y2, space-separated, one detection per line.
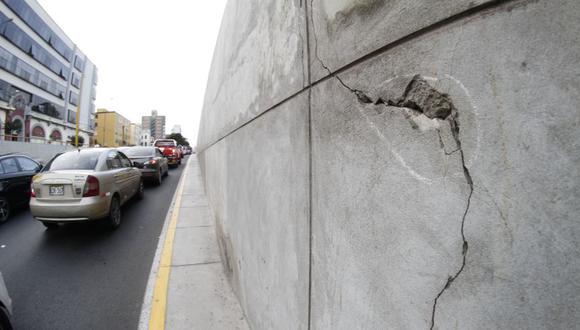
166 133 189 146
68 135 84 147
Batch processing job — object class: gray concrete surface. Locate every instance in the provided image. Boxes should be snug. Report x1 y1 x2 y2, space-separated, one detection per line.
198 0 580 328
308 0 491 82
166 157 249 330
197 0 308 149
201 95 311 330
0 140 73 162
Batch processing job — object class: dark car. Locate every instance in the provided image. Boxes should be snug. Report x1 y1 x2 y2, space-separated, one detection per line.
118 147 169 185
0 153 42 222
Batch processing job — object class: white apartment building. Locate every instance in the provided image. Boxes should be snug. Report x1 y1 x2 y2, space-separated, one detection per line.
0 0 97 145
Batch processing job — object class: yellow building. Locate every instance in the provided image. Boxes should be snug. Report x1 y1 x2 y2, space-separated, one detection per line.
95 109 132 147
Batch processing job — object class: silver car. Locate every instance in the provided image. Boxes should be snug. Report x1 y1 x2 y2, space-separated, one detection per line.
0 272 12 330
30 148 143 230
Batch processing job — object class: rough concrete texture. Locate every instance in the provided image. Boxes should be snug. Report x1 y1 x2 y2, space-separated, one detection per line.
311 1 580 328
166 157 248 330
198 0 580 329
166 264 249 330
201 95 310 330
197 0 308 149
308 0 491 81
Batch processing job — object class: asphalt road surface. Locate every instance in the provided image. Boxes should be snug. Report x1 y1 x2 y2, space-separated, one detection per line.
0 159 186 330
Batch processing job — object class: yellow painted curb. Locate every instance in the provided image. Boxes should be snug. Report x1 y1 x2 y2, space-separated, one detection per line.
148 170 187 330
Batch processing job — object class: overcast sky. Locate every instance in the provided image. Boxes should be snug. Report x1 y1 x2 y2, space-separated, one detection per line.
37 0 227 144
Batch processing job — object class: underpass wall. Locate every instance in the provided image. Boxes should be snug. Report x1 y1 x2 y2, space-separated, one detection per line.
197 0 580 329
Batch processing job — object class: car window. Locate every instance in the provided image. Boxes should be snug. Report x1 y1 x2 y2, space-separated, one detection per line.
16 157 39 171
107 151 123 169
46 151 101 171
154 140 176 147
156 149 163 157
120 147 155 157
0 163 4 174
119 153 132 168
0 158 19 174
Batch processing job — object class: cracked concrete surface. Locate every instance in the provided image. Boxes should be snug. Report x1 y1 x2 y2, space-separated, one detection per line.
198 0 580 329
325 74 475 329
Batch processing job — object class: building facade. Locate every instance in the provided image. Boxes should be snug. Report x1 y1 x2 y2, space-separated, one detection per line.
128 122 141 146
141 109 165 141
94 108 130 147
140 130 151 146
0 0 97 146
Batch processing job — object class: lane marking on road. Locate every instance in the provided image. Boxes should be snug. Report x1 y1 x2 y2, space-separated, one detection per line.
138 158 190 330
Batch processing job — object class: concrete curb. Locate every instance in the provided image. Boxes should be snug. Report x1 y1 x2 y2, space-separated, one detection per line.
138 157 191 330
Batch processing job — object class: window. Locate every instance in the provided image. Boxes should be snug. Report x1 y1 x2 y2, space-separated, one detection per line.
67 110 77 124
119 154 132 168
16 157 39 171
4 0 73 62
69 91 78 106
71 72 80 88
119 147 155 157
106 151 122 169
46 150 101 171
74 55 84 72
0 158 19 173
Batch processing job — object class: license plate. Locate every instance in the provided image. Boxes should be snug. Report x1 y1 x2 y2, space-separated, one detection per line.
49 185 64 196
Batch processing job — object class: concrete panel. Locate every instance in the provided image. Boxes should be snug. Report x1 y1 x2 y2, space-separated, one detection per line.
197 0 308 148
311 1 580 329
307 0 491 81
176 206 213 228
172 226 221 266
166 263 250 330
202 94 310 330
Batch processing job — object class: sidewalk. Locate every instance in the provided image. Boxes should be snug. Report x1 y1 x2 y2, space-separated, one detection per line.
140 156 249 330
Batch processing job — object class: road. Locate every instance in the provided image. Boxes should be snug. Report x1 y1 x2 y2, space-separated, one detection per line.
0 160 186 330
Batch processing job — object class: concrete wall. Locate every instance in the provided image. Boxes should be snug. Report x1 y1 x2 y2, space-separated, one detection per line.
0 140 73 163
197 0 580 329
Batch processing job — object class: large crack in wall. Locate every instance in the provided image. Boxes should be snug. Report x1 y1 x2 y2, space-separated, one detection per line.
310 3 475 326
334 73 475 329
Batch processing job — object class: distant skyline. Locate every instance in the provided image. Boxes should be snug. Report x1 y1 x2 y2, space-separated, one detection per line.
37 0 227 144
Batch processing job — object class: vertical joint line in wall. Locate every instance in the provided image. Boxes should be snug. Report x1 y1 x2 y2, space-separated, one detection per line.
304 1 313 329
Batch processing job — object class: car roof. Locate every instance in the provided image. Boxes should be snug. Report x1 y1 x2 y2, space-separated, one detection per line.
0 152 36 159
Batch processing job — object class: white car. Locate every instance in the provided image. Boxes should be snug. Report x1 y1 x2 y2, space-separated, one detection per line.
30 148 144 230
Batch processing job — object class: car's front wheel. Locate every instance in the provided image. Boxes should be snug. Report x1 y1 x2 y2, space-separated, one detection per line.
136 180 144 199
0 197 10 223
154 170 162 186
106 196 121 230
0 305 12 330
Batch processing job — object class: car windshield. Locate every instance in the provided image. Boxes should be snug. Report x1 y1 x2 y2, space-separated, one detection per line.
120 147 155 157
155 140 175 147
44 150 102 171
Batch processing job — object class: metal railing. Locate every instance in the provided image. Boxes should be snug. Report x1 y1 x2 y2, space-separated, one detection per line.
0 131 74 145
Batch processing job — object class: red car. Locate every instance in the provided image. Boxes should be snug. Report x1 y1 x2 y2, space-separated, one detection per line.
153 139 182 166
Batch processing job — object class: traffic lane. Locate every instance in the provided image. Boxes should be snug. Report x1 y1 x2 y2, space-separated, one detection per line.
0 159 186 330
